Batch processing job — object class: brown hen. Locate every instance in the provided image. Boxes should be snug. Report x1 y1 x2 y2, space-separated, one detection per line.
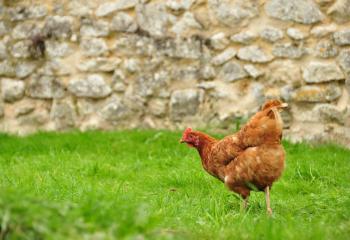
180 99 287 214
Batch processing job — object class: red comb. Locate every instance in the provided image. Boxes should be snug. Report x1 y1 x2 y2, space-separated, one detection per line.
184 127 192 134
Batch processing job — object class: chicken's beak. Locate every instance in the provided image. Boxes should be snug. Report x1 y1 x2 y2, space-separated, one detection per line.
280 103 288 108
179 138 185 143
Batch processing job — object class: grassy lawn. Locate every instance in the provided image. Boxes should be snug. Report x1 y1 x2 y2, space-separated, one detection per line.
0 130 349 240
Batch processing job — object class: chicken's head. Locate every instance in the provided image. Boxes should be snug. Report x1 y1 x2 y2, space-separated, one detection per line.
262 99 288 111
180 127 199 147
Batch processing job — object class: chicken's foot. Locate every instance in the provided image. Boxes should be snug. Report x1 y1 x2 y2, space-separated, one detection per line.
264 186 272 215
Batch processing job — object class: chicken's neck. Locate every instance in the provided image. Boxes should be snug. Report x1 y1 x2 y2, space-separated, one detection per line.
194 132 217 167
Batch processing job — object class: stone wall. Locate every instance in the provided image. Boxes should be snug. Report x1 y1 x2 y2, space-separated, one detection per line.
0 0 350 147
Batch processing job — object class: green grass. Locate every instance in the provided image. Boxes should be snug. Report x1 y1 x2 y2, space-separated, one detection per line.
0 130 349 240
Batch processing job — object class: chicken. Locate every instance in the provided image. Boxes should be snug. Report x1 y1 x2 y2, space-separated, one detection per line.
180 100 287 214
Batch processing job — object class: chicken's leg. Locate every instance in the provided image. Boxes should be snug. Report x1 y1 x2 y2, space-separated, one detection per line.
264 186 272 215
240 197 249 213
243 197 249 209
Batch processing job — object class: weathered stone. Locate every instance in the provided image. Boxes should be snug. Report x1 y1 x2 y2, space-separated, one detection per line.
52 3 65 15
38 59 72 76
209 82 264 121
193 7 211 30
114 35 138 55
67 1 92 16
79 116 104 131
315 40 338 58
331 126 350 148
337 88 350 110
327 0 350 23
46 41 72 58
149 99 167 117
197 81 217 90
292 84 342 102
136 2 172 37
302 62 344 83
77 58 121 72
112 69 126 82
231 31 257 44
50 98 76 130
112 82 126 93
15 62 37 79
0 22 7 37
265 0 324 24
115 34 157 56
200 65 216 80
81 38 108 57
272 42 307 59
292 103 340 124
7 5 47 21
100 96 130 122
211 48 236 66
314 104 345 124
170 89 203 120
15 101 36 117
208 0 259 27
11 41 30 58
76 98 97 117
0 60 15 77
244 64 264 78
287 28 306 40
27 75 65 99
12 22 38 40
0 40 6 60
346 77 350 94
7 7 27 21
266 60 302 85
280 85 294 101
71 34 78 42
28 5 48 19
68 74 112 99
166 0 195 11
18 109 50 129
43 16 74 39
337 49 350 74
333 29 350 46
123 59 140 73
170 12 202 36
80 19 110 37
1 78 25 102
310 24 338 38
290 104 320 122
135 70 170 97
111 70 126 92
161 37 203 59
124 88 147 111
260 26 283 42
0 102 3 118
111 12 137 33
210 32 229 50
237 45 274 63
264 87 282 100
219 61 248 82
144 57 169 73
171 64 199 82
96 0 138 17
315 0 334 6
